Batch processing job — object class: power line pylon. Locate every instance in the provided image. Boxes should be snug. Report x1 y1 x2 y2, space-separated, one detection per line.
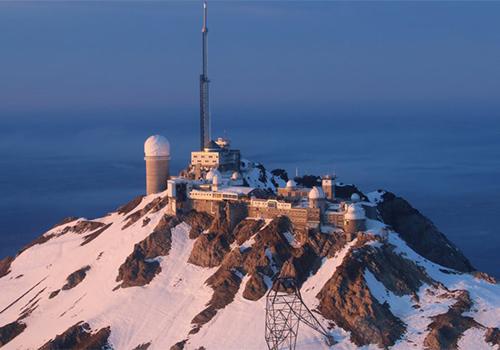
265 277 335 350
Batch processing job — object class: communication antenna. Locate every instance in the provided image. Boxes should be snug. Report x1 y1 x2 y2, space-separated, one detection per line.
199 0 211 150
265 277 335 350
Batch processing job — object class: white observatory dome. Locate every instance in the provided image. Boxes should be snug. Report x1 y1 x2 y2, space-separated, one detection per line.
309 186 326 200
206 168 222 182
344 204 366 221
286 179 297 189
350 193 361 203
144 135 170 157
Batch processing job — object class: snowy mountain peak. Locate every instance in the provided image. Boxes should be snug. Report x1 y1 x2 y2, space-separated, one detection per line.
0 182 499 350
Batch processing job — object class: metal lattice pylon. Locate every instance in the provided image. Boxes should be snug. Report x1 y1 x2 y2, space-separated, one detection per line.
265 277 335 350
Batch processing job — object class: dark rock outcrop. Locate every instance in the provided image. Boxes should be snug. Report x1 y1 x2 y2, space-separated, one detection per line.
17 220 107 255
294 175 321 188
122 196 168 230
182 210 213 239
423 290 480 350
191 268 243 333
117 195 144 215
190 217 297 331
81 223 113 246
271 168 288 182
242 272 268 300
48 290 60 299
132 342 151 350
116 215 178 288
0 256 14 278
233 219 265 245
65 221 106 235
39 322 111 350
170 339 187 350
317 242 408 347
188 233 230 268
50 217 78 230
472 271 497 284
0 320 27 347
62 266 91 290
335 184 366 201
378 192 474 272
362 243 434 297
485 327 500 346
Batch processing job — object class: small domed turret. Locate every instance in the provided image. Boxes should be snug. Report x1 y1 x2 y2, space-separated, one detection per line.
344 204 366 220
309 186 326 211
308 186 326 200
344 204 366 239
350 193 361 203
286 179 297 189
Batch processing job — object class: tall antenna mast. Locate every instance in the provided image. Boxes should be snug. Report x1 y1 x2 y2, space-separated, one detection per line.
199 1 211 150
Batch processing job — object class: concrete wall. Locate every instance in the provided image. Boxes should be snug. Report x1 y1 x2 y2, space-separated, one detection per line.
344 219 366 236
145 157 169 195
248 206 317 230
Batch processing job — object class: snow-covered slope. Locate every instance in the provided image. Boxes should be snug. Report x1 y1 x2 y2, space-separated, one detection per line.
0 190 499 350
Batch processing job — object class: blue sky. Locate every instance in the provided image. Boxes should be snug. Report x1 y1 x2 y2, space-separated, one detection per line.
1 1 499 119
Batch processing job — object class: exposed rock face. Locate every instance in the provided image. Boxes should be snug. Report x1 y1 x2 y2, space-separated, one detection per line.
190 217 296 331
294 175 321 188
188 233 230 268
64 221 106 235
122 196 168 230
132 342 151 350
242 272 268 300
188 202 250 268
62 266 91 290
471 271 497 284
335 184 366 201
48 290 60 299
317 242 413 347
378 192 474 272
182 210 213 239
38 322 111 350
0 256 14 278
423 290 480 350
0 320 27 347
18 287 45 320
271 169 288 183
117 195 144 215
19 220 108 254
485 327 500 346
50 217 78 230
116 215 178 288
81 223 113 246
362 243 434 296
233 219 265 245
170 340 187 350
191 267 243 333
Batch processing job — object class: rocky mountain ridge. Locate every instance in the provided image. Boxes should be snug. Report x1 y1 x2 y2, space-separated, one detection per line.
0 171 498 350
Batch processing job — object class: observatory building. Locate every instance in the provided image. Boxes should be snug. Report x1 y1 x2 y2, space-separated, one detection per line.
144 135 170 195
190 137 241 174
139 2 373 241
